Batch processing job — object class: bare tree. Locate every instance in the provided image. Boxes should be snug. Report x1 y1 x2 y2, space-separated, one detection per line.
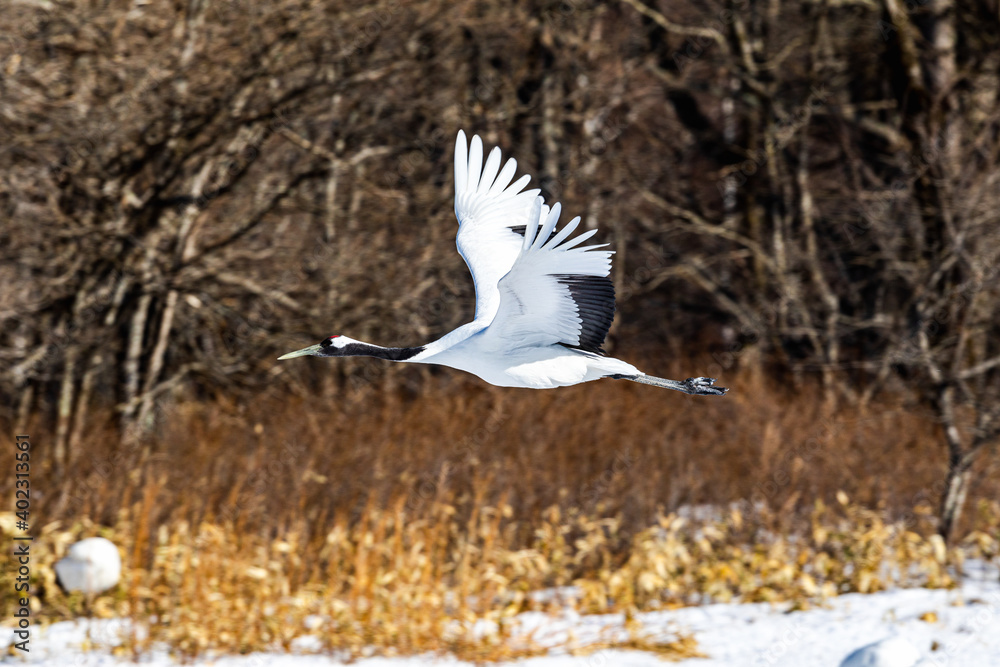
873 0 1000 539
618 0 1000 538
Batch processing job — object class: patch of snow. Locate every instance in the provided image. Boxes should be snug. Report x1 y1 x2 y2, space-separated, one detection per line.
839 636 921 667
4 565 999 666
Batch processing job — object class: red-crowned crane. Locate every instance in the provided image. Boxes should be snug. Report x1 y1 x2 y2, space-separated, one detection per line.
280 131 727 396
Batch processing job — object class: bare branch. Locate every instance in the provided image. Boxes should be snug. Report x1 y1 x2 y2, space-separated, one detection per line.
619 0 728 46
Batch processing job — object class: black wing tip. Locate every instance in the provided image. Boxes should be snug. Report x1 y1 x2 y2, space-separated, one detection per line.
554 274 616 354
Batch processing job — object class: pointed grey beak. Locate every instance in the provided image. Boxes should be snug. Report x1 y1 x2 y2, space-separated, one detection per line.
277 344 323 360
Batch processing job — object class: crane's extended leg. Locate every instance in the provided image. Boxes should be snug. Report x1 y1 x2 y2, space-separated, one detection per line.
607 374 728 396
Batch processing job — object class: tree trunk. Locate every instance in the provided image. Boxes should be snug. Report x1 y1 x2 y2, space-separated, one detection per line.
67 353 102 470
122 292 152 430
54 347 78 474
938 459 971 541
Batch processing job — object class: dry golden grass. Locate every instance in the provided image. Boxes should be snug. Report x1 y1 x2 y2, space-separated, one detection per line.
3 364 999 660
3 495 996 660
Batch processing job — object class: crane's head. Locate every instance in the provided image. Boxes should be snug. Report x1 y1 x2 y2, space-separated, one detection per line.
278 335 356 359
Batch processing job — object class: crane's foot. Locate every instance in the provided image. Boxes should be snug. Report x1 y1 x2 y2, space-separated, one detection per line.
608 373 729 396
682 377 728 396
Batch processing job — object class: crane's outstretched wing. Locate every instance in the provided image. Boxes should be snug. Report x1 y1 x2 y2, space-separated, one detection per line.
481 197 615 354
454 130 549 323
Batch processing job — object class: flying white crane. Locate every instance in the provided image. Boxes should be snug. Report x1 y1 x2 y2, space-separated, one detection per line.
279 130 727 396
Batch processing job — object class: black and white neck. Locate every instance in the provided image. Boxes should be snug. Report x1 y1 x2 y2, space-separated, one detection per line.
277 335 426 362
324 341 425 361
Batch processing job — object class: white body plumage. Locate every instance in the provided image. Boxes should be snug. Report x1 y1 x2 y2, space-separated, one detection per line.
411 326 639 389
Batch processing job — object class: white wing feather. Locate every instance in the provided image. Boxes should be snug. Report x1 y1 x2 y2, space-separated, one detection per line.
482 197 613 351
454 130 543 323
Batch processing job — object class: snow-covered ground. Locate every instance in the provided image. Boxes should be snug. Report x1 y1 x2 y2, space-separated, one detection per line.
5 567 999 667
